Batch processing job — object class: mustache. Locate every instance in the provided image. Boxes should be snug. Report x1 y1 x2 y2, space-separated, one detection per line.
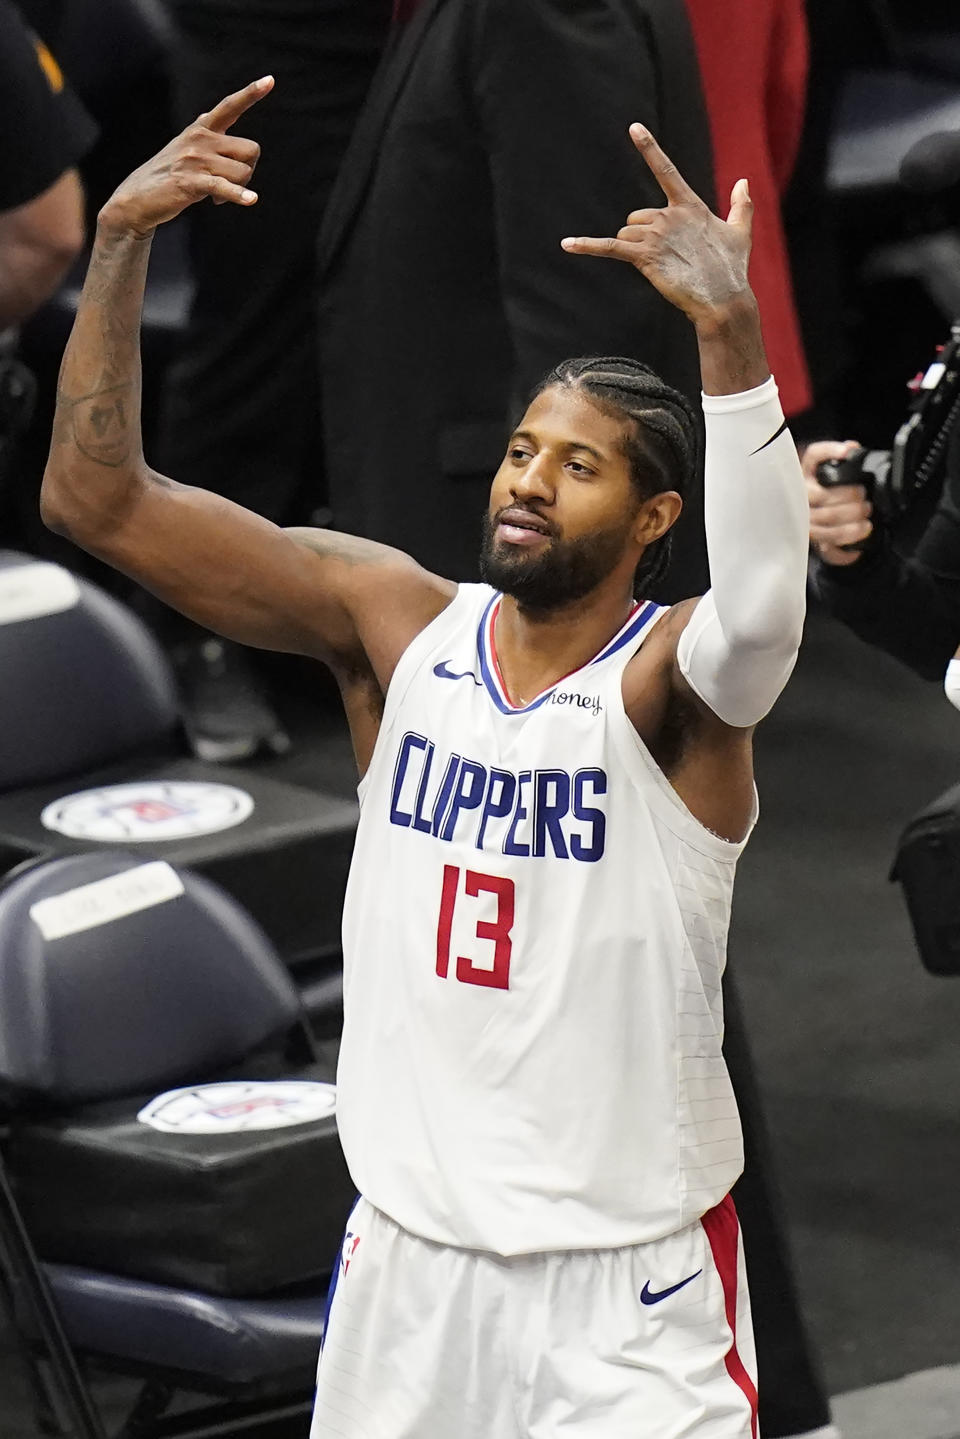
491 504 558 539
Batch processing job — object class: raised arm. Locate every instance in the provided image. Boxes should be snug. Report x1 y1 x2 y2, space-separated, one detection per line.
40 78 451 683
562 127 808 729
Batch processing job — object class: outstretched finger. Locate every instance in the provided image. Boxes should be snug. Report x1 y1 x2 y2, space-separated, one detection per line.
561 235 638 263
727 177 753 237
202 174 259 207
200 75 274 135
628 124 700 206
625 207 661 227
209 157 258 204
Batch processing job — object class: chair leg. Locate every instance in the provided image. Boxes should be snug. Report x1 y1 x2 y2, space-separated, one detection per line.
22 1347 65 1436
117 1379 175 1438
0 1162 107 1439
0 1248 64 1434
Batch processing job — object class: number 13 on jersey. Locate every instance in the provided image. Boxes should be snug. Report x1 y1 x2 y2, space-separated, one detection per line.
435 864 516 990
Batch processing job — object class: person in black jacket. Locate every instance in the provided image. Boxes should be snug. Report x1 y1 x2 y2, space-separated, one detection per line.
805 433 960 678
318 0 715 601
141 0 390 762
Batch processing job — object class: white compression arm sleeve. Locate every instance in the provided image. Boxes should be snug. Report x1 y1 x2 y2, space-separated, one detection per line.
944 658 960 712
676 377 808 728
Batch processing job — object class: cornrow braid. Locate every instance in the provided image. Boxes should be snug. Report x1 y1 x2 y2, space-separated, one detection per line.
529 356 699 596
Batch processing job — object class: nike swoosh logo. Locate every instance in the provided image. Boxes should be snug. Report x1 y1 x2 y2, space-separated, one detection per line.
433 661 482 685
750 418 788 454
640 1269 702 1305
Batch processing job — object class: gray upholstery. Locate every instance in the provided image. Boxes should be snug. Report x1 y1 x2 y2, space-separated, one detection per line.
0 852 303 1103
46 1265 326 1386
0 552 357 971
0 552 179 792
0 755 357 970
0 852 336 1425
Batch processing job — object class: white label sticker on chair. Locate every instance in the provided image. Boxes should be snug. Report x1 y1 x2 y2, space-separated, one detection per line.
138 1081 338 1133
29 860 185 940
0 562 80 625
41 781 255 842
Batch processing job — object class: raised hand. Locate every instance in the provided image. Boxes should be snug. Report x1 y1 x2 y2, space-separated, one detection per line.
562 125 754 326
99 76 274 239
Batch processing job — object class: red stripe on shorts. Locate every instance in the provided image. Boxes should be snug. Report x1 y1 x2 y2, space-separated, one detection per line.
700 1194 759 1439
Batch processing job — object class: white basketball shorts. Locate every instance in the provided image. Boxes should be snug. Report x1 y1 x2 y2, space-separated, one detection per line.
310 1193 758 1438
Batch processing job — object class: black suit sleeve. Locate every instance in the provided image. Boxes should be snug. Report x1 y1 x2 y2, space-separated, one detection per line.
472 0 704 406
811 433 960 681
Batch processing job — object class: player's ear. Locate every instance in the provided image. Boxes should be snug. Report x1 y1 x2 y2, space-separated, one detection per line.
633 490 681 547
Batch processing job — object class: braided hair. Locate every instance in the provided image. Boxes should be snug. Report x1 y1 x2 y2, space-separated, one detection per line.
528 356 699 596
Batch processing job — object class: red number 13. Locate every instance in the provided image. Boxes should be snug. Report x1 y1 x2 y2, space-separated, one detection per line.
435 865 515 990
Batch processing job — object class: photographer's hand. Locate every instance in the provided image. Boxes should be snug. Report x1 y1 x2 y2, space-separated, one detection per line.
804 439 871 566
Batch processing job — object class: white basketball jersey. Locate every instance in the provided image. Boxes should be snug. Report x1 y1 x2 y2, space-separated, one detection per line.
336 584 755 1256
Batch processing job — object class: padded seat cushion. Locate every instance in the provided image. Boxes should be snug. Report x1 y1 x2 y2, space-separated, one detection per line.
10 1063 355 1297
0 554 178 789
46 1264 326 1386
0 756 357 966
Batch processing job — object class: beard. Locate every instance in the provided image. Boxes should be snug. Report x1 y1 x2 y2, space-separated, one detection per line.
479 509 630 611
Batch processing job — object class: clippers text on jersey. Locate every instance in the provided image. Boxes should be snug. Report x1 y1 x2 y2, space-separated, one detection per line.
388 731 607 862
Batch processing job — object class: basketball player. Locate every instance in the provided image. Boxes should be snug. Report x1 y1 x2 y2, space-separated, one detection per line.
41 77 809 1438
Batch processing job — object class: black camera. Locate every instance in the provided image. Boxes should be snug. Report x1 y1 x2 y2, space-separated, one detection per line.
816 321 960 527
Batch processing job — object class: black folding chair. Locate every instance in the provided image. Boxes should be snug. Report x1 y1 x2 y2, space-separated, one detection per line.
0 851 355 1438
0 550 356 1015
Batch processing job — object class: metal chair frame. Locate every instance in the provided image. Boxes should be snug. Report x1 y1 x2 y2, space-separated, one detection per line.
0 1129 325 1439
0 848 330 1439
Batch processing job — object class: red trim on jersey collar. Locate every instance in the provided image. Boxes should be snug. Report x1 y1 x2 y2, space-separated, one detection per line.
479 595 661 714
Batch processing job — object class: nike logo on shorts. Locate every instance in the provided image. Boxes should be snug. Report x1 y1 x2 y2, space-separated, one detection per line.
640 1269 702 1305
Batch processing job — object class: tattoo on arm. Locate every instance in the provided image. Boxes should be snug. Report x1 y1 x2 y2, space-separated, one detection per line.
47 226 152 495
286 526 398 569
55 379 136 469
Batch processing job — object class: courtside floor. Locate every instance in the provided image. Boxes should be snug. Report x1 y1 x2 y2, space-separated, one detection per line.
835 1366 960 1439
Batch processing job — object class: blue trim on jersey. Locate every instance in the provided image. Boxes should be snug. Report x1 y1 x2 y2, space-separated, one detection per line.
475 595 516 715
477 595 559 715
589 599 660 665
475 594 662 714
320 1195 360 1353
319 1251 340 1353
